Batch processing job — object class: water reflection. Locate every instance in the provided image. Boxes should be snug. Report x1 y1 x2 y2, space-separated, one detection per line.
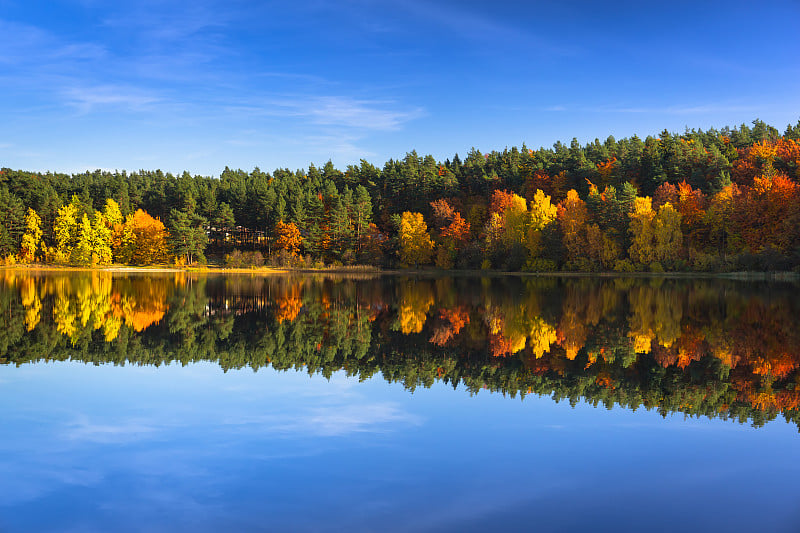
2 270 799 430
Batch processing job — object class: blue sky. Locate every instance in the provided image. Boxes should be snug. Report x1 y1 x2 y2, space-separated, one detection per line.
1 0 799 176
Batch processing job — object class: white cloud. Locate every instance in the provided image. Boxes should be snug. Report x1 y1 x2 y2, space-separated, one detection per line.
306 96 424 130
226 95 423 131
62 84 161 113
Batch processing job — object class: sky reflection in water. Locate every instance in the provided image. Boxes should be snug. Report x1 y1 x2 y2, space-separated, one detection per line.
2 361 799 533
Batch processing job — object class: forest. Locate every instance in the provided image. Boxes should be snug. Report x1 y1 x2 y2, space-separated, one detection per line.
1 119 800 272
1 271 799 431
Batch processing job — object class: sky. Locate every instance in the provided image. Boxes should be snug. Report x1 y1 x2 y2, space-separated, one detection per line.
1 0 799 177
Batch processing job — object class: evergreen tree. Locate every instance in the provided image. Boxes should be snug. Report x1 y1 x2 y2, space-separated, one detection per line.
169 208 209 264
0 188 25 258
352 185 373 255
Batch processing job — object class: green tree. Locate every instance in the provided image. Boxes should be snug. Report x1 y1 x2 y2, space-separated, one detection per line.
0 189 26 259
329 192 353 260
352 185 373 255
169 208 208 264
211 201 236 248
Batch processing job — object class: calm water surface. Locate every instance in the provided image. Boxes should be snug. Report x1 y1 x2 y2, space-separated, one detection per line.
1 271 799 532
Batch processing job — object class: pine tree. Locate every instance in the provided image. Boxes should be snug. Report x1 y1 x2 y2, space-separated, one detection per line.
0 188 25 258
169 208 208 264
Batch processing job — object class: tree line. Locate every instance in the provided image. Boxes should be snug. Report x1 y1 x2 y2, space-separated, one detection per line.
2 118 799 271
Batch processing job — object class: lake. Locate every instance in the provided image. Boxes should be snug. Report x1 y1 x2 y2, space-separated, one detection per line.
1 270 799 532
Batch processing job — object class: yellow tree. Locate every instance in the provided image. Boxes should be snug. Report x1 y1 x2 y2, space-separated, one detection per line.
526 189 557 258
53 201 79 263
103 199 123 228
103 199 124 254
399 212 434 267
71 213 111 266
557 190 588 263
19 208 42 263
628 196 656 266
501 193 529 247
653 202 682 264
72 214 95 265
91 212 113 265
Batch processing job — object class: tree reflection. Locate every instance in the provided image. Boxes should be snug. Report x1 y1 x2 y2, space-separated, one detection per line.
1 270 800 431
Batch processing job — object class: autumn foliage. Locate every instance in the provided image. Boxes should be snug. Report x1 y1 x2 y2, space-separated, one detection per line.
128 210 170 265
3 119 800 271
275 220 302 256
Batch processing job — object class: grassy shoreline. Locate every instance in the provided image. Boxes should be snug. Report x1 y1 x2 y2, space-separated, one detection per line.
1 263 798 281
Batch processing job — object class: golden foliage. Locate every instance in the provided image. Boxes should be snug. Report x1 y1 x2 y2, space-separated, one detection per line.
275 221 302 256
128 210 170 265
399 212 434 266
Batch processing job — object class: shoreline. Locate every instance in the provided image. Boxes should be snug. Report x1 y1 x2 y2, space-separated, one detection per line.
1 264 798 281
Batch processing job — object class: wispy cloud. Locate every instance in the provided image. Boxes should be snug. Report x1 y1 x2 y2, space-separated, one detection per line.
62 84 162 113
226 95 423 131
305 96 424 129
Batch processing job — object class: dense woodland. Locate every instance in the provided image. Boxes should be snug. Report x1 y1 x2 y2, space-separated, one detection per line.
2 119 800 271
1 271 799 430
